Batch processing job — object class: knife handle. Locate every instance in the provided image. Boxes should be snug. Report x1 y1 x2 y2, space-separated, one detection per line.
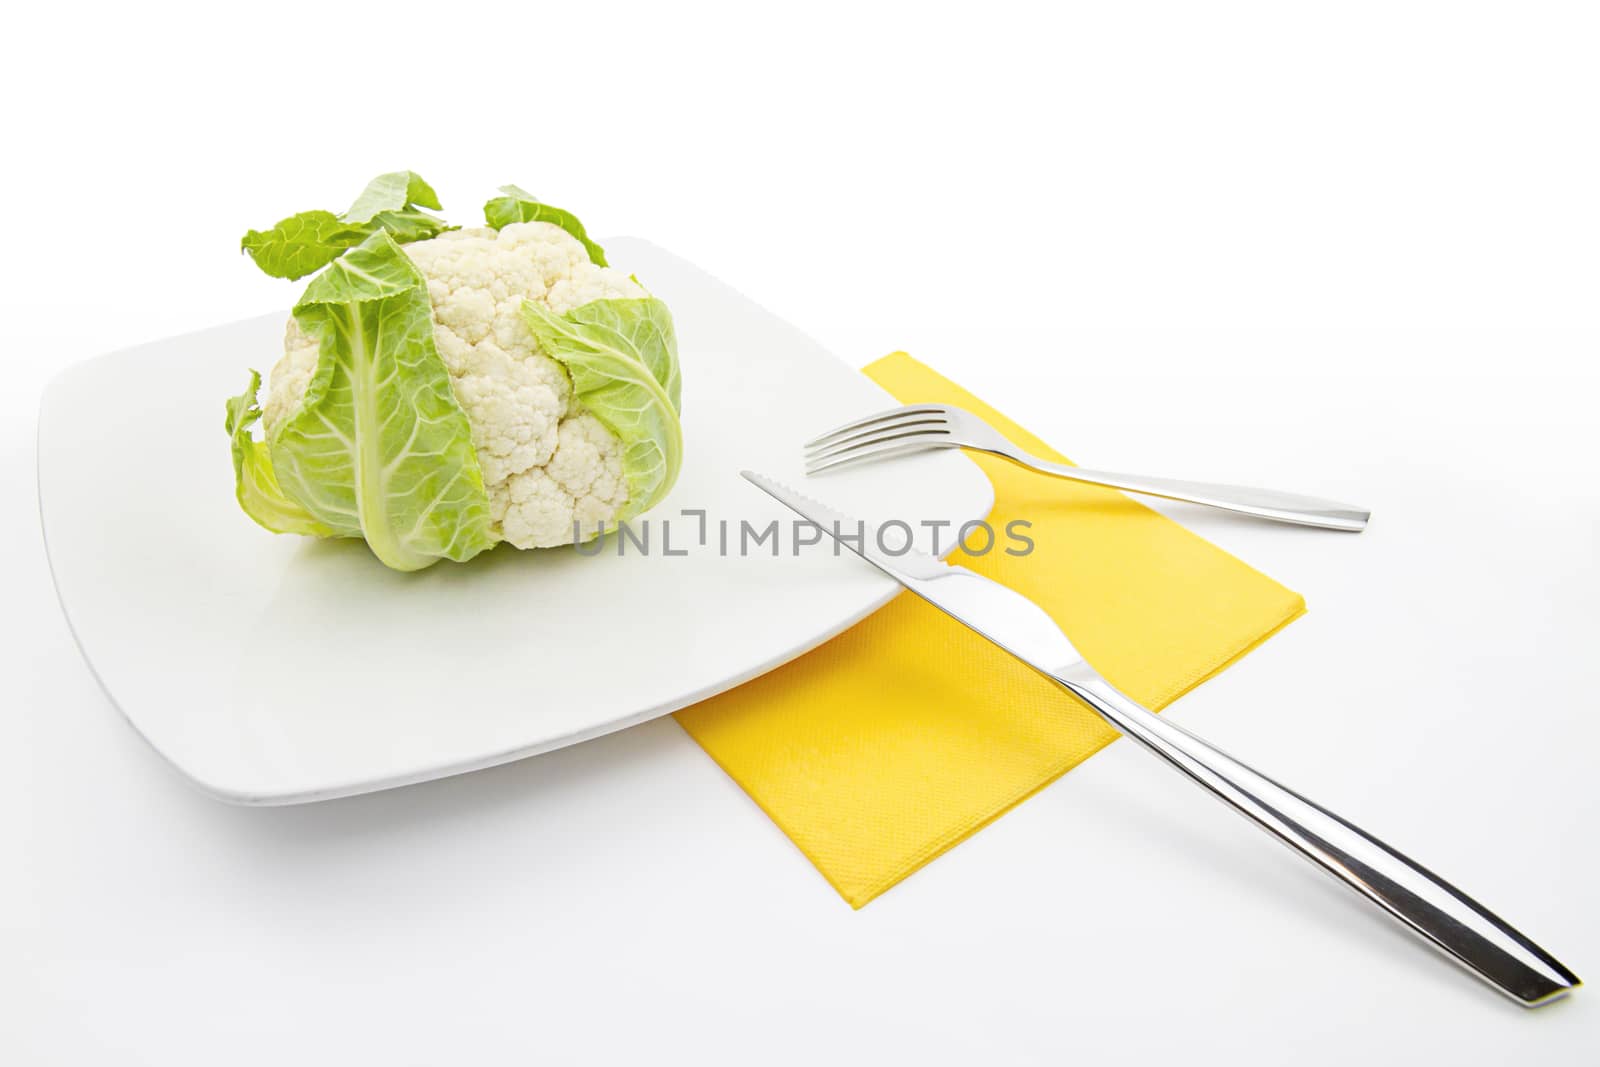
1053 667 1579 1006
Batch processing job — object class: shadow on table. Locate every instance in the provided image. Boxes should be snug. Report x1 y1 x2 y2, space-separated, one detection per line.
168 714 700 855
1060 751 1526 1009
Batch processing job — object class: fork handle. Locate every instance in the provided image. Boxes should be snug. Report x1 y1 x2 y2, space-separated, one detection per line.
1054 666 1581 1006
1012 456 1369 532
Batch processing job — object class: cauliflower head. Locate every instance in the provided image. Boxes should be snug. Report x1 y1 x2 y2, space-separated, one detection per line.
228 173 683 572
264 222 647 548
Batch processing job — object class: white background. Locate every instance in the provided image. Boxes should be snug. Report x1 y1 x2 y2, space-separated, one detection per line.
4 1 1597 1062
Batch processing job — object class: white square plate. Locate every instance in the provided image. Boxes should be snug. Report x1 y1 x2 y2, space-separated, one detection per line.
38 238 993 804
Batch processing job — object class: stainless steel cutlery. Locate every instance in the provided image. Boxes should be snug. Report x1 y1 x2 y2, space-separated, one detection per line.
742 470 1579 1007
805 404 1369 532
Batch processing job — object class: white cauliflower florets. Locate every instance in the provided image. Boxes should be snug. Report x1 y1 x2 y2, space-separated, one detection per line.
264 222 645 547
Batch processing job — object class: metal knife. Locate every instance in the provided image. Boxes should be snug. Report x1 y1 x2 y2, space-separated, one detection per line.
741 470 1580 1007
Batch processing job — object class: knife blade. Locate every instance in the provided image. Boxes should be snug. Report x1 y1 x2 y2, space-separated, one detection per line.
741 470 1580 1007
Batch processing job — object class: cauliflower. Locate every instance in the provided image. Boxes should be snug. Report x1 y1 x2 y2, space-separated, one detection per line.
228 173 683 572
265 222 645 547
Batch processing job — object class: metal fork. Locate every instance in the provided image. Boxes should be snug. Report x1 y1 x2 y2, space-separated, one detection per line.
805 404 1370 532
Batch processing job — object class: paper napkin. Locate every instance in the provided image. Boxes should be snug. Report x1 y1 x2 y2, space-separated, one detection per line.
674 353 1305 907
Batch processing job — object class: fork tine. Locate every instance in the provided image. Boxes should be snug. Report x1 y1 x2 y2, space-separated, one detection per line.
805 433 961 475
804 405 950 450
806 424 956 465
803 416 950 457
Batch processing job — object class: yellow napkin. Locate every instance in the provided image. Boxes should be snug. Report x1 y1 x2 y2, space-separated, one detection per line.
674 353 1305 907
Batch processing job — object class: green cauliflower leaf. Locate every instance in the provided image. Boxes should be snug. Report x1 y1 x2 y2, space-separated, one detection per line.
224 369 334 537
521 297 683 521
240 171 454 280
484 185 609 266
232 231 497 571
